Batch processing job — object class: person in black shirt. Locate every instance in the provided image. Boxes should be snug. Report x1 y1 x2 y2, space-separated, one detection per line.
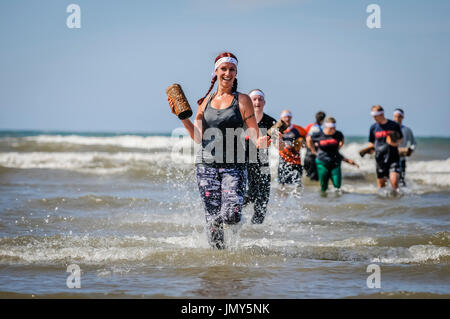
393 108 417 187
243 89 276 224
306 117 358 193
304 111 326 181
367 105 403 189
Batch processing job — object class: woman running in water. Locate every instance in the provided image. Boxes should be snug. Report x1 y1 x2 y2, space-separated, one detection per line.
170 52 270 249
306 117 358 193
243 89 276 224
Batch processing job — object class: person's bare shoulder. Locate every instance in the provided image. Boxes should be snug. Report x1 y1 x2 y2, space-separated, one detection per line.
238 92 252 105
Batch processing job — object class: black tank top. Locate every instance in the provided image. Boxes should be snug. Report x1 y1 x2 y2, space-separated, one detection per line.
196 92 245 166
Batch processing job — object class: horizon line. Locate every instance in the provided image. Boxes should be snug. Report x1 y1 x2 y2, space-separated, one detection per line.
0 128 449 139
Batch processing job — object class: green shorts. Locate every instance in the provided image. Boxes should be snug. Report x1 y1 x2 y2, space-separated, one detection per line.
315 159 342 192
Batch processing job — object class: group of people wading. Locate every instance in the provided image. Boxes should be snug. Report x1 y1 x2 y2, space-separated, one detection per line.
169 52 416 249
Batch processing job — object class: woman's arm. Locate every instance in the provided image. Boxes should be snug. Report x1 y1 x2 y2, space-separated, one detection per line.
170 95 208 144
343 157 359 168
339 137 344 149
306 136 317 155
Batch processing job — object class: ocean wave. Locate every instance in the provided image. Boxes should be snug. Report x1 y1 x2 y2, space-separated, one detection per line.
0 135 181 151
370 245 450 264
26 195 154 210
0 151 193 175
0 234 448 266
339 144 450 187
1 139 450 187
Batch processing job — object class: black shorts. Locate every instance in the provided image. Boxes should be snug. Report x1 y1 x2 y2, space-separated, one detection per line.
376 158 401 179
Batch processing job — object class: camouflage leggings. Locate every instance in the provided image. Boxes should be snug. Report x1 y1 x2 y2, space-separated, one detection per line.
196 164 247 225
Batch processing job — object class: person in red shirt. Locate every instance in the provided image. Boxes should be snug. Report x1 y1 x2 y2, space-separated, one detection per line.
277 110 307 185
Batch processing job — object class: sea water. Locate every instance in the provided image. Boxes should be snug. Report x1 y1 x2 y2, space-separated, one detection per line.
0 131 448 298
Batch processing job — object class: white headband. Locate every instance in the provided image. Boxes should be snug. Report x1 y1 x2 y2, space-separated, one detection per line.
249 90 265 98
325 123 336 128
371 110 384 116
394 110 404 117
214 57 238 70
281 111 292 118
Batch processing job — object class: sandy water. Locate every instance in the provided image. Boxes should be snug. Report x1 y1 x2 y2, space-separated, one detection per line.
0 131 449 298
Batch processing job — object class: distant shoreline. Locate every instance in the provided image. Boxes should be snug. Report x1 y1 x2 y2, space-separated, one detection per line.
0 129 449 139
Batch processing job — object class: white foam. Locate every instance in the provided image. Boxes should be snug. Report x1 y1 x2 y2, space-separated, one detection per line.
407 159 450 173
1 234 448 265
155 235 210 249
1 140 449 186
0 151 192 174
0 134 196 152
371 245 450 264
336 143 450 187
0 245 159 263
318 237 378 247
19 135 180 150
0 235 158 263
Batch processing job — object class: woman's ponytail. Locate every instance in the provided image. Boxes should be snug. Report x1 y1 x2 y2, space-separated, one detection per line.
197 75 217 106
232 78 238 93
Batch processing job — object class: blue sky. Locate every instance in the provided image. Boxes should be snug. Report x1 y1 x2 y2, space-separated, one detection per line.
0 0 449 136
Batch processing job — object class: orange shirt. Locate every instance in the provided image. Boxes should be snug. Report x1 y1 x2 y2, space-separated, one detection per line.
279 124 307 165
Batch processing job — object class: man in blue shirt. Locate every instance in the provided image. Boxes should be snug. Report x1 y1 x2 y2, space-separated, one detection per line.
367 105 403 190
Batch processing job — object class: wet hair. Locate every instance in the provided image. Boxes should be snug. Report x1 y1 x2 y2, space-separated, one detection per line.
197 52 238 105
389 130 402 142
371 105 384 112
316 111 326 124
325 116 336 124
